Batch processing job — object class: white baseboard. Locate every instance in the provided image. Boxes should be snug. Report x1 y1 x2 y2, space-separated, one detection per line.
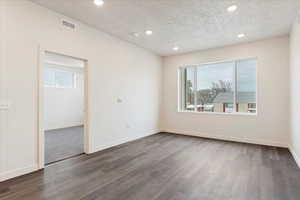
0 130 160 181
162 129 288 148
289 146 300 168
0 164 39 182
45 124 84 131
90 129 161 154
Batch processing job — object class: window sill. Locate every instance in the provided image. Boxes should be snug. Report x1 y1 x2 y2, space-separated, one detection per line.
44 86 76 89
178 110 257 116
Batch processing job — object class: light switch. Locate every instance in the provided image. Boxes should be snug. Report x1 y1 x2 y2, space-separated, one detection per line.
0 101 10 110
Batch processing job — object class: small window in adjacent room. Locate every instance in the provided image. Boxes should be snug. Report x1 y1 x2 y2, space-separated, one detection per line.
44 67 76 88
179 58 257 114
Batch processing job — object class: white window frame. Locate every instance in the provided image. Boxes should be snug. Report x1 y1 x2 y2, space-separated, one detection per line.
178 58 258 116
44 67 77 89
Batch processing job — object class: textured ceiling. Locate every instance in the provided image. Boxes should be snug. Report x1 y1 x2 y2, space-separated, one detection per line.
30 0 300 56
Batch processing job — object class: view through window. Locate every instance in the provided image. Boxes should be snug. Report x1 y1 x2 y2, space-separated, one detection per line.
180 59 257 114
44 67 77 88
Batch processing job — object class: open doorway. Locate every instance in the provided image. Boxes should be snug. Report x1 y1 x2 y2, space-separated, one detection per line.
42 52 86 165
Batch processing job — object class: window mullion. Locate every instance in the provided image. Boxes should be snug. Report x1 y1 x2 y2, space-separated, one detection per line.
194 67 197 112
233 61 237 113
54 71 58 88
182 68 186 111
73 73 77 88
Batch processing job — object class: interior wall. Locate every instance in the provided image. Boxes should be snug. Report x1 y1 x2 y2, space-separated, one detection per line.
0 0 6 177
290 15 300 166
161 36 290 147
44 64 84 131
0 0 162 181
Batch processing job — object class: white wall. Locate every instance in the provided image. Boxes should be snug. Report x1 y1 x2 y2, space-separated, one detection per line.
44 64 84 130
161 36 290 147
290 15 300 166
0 0 7 178
0 0 162 181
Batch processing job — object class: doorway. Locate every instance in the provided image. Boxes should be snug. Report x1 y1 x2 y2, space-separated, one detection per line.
38 51 89 166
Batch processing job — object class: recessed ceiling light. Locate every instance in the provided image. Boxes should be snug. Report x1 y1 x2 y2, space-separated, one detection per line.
94 0 104 6
238 33 245 38
145 30 153 35
227 5 237 12
173 46 179 51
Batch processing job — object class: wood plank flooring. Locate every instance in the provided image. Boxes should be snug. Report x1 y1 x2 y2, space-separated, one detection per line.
0 133 300 200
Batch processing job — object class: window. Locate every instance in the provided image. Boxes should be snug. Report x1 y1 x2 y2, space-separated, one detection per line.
183 67 196 111
196 61 234 113
224 103 234 113
248 103 256 113
44 67 76 88
180 59 257 114
236 59 257 113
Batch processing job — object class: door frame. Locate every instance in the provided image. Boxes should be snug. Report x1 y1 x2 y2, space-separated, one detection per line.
37 46 91 169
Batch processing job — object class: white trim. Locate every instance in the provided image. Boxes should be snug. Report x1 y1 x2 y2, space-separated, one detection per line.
83 59 92 154
177 110 257 116
178 58 258 115
177 69 183 112
89 129 161 154
289 146 300 168
45 61 84 68
162 129 288 148
45 124 84 131
37 46 45 169
233 62 237 112
38 47 92 170
0 165 39 182
178 57 258 69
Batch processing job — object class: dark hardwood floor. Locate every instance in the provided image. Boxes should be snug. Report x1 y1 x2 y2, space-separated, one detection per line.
1 133 300 200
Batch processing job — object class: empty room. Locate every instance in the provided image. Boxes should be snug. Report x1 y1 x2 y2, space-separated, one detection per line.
1 0 300 200
43 52 86 165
